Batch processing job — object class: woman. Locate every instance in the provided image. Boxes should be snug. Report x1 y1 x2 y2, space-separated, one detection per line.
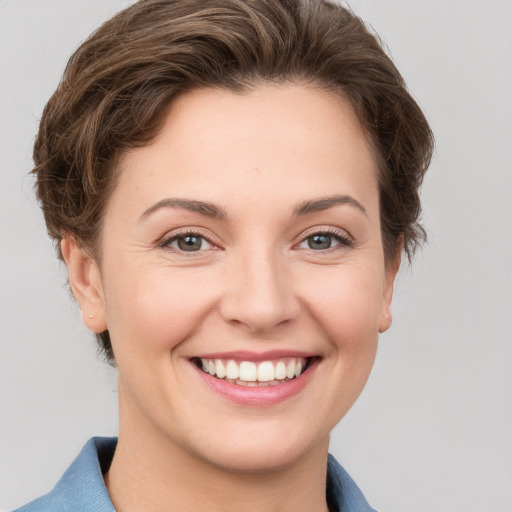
14 0 433 510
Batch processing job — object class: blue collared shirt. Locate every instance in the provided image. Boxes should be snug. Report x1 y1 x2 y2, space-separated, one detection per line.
14 437 377 511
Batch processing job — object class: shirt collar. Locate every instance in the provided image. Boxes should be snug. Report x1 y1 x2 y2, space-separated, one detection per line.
51 437 116 512
327 453 378 511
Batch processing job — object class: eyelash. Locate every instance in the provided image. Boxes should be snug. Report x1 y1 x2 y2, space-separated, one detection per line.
296 228 354 251
159 229 218 256
158 227 353 255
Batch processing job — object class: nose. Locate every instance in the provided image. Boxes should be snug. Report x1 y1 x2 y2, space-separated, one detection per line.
219 247 301 333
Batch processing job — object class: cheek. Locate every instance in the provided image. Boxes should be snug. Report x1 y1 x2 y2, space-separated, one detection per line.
303 266 384 352
103 264 219 354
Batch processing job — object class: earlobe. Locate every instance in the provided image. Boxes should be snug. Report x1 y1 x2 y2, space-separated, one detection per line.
60 237 108 333
378 273 396 333
378 311 392 333
379 237 403 334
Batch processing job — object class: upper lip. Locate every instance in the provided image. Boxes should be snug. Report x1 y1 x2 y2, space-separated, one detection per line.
190 350 318 362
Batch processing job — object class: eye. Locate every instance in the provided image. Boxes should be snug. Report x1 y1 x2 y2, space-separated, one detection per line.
297 230 352 251
162 232 214 253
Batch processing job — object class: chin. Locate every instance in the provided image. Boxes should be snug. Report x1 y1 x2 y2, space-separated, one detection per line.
202 446 308 474
187 423 329 474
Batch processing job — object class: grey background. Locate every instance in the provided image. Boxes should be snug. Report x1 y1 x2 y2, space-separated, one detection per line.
1 1 511 511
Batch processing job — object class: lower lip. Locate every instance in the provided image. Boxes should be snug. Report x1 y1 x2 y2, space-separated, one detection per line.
193 360 318 406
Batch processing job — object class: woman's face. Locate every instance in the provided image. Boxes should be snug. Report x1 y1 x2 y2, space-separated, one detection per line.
76 84 397 472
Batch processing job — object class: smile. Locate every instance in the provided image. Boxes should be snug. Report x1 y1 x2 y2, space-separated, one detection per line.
193 357 309 387
190 351 320 405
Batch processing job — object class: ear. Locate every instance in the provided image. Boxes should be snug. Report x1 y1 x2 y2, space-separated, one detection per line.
378 236 403 333
61 237 108 333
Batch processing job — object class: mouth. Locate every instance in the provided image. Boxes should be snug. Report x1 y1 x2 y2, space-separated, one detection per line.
190 355 317 388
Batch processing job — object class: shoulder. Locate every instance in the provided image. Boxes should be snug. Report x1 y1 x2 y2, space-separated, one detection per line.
12 437 117 512
326 454 378 512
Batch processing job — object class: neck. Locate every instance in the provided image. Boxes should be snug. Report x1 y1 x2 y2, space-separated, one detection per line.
105 387 331 512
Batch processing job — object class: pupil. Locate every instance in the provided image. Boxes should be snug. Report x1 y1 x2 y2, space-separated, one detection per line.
308 234 331 250
178 235 202 251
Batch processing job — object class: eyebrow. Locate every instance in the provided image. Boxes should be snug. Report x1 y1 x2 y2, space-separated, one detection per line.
293 195 367 217
139 198 227 221
139 194 367 222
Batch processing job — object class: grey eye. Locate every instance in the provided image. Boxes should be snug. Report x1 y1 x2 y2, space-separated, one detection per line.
297 230 352 252
177 235 204 251
307 234 333 250
164 233 213 252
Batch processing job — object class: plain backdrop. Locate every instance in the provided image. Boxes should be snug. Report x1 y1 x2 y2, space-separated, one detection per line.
1 1 511 511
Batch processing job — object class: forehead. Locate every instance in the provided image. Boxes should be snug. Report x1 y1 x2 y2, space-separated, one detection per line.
112 84 379 218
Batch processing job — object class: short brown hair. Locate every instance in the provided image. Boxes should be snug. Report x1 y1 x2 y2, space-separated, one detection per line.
33 0 434 361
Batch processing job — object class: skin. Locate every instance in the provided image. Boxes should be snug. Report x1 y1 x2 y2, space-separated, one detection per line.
62 84 399 512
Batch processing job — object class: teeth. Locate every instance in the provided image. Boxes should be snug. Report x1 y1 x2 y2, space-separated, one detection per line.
286 360 296 379
198 357 309 384
257 361 274 382
226 360 239 380
227 378 291 386
274 361 286 380
215 359 226 379
239 361 257 382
